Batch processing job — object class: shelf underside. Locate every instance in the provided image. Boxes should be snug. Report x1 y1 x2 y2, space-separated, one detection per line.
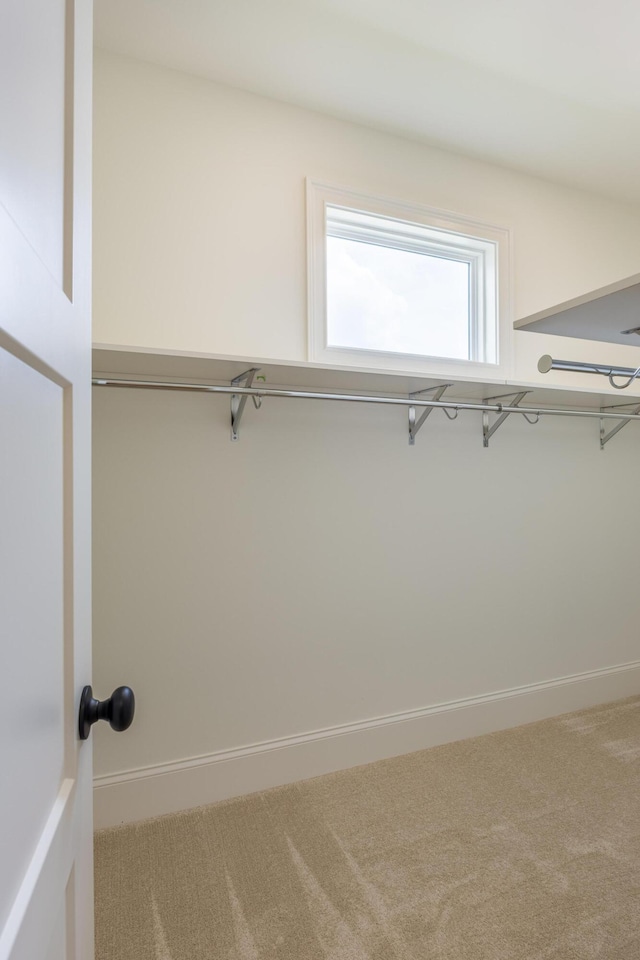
515 273 640 346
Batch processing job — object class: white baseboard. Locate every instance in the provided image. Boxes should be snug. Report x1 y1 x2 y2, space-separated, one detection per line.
94 660 640 829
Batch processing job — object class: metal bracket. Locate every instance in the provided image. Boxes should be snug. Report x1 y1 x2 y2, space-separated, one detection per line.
230 367 261 441
408 384 453 445
482 391 531 448
599 402 640 450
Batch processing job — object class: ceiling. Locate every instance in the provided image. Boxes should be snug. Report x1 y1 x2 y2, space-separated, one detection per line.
95 0 640 204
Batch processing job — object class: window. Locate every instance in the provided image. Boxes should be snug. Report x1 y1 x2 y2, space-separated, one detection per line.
307 181 512 377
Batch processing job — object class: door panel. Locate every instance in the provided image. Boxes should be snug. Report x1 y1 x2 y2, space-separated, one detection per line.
44 897 67 960
0 349 66 932
0 0 68 286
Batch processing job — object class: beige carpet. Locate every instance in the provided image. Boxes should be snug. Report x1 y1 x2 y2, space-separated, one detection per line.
95 697 640 959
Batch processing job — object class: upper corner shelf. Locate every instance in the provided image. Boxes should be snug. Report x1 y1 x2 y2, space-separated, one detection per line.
514 273 640 345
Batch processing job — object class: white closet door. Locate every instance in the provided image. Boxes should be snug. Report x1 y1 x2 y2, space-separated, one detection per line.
0 1 94 958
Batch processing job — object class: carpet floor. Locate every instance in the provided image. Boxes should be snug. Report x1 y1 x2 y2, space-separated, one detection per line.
95 697 640 959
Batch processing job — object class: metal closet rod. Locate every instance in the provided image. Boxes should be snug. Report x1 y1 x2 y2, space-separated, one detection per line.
538 355 640 378
92 377 640 423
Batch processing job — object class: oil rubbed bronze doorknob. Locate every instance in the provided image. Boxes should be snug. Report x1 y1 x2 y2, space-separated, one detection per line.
78 685 135 740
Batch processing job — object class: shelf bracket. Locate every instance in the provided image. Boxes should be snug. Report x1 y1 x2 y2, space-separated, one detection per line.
599 402 640 450
482 391 531 448
230 367 261 441
408 384 453 445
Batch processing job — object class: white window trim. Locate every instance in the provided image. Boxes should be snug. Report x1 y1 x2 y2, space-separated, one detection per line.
307 179 514 381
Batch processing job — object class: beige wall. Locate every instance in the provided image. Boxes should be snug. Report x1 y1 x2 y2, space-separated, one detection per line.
94 51 640 388
92 51 640 822
93 50 640 391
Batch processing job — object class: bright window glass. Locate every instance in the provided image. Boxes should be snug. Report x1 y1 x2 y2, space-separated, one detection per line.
327 235 471 360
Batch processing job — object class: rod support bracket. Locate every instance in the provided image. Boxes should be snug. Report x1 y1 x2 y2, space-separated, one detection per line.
230 368 261 441
482 391 531 448
408 384 453 446
599 401 640 450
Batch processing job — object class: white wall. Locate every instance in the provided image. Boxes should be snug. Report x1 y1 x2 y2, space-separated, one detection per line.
93 385 640 824
93 50 640 390
92 50 640 825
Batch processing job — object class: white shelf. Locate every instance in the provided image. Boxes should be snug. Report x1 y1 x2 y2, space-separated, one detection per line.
515 273 640 345
92 343 638 411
